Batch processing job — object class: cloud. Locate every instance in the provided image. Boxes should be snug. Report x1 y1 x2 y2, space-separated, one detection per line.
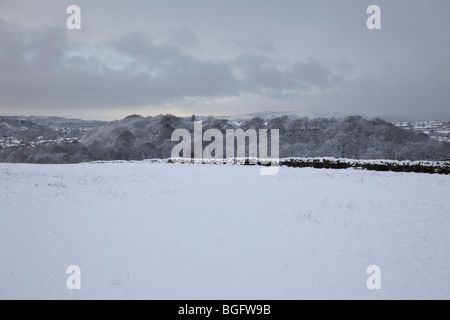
0 18 353 114
231 54 350 97
227 38 276 53
0 0 449 120
156 28 199 48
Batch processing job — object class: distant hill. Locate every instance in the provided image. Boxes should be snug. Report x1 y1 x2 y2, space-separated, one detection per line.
1 116 107 129
0 114 449 163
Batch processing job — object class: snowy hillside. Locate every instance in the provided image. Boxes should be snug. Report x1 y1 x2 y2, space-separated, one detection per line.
2 114 449 163
0 163 449 299
393 121 450 143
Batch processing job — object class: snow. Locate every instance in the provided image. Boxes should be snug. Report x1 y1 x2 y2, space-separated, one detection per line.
392 121 450 143
0 162 449 300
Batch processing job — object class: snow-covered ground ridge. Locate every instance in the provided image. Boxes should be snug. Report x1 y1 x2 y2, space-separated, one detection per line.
89 157 450 174
92 157 450 166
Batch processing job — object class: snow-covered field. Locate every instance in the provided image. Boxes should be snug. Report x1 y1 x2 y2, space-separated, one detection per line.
0 163 449 300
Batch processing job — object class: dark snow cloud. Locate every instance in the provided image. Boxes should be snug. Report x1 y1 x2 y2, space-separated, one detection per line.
0 19 350 114
0 0 449 120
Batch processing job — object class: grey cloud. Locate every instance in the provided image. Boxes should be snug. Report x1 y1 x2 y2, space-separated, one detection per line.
227 38 276 53
0 0 449 119
110 33 348 100
108 32 241 99
0 19 352 113
232 54 350 96
158 28 199 48
0 23 238 109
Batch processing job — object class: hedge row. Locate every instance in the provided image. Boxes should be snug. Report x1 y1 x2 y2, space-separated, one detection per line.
277 158 450 174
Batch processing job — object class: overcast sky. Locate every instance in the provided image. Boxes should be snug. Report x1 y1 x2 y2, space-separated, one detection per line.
0 0 449 120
